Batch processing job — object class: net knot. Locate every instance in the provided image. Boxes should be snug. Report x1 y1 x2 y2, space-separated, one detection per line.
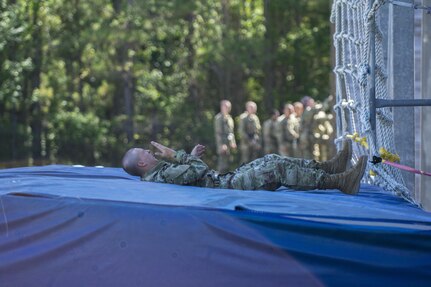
358 63 370 86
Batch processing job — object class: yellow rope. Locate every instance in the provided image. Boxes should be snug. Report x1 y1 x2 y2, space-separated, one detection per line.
379 147 400 163
345 133 400 176
346 132 369 149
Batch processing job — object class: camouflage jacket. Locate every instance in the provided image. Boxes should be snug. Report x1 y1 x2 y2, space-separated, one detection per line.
141 150 218 187
276 114 299 143
214 113 236 149
238 112 261 144
263 118 278 153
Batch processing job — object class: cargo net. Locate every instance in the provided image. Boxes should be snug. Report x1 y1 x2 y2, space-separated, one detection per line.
330 0 415 204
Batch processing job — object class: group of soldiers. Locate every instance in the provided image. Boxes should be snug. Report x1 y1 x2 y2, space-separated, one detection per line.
214 98 335 173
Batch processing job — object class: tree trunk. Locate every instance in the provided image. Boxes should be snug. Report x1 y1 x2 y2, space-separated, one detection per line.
123 69 134 143
263 0 276 111
221 0 232 101
30 1 43 161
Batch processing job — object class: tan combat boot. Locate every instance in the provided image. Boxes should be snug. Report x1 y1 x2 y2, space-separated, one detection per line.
318 155 367 195
318 139 352 174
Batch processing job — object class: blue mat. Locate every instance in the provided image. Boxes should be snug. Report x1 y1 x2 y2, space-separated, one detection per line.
1 165 431 286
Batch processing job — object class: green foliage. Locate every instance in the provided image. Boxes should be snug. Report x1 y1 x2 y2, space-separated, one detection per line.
0 0 331 168
51 110 108 164
0 118 30 161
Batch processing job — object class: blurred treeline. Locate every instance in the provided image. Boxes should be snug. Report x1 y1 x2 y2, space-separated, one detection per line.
0 0 331 168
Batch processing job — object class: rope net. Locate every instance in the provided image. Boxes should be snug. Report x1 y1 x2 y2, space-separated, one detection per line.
330 0 416 204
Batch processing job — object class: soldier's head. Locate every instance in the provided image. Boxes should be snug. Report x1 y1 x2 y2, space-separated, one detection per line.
245 101 257 114
220 100 232 115
293 102 304 117
122 148 159 177
301 96 315 108
270 109 280 120
283 103 294 116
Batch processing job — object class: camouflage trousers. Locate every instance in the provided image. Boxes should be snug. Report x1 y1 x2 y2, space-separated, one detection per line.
300 141 314 159
240 143 261 164
278 142 293 157
218 154 325 191
217 152 232 174
264 142 278 155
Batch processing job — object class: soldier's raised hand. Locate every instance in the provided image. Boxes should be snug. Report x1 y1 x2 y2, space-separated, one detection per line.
191 144 206 157
151 141 176 160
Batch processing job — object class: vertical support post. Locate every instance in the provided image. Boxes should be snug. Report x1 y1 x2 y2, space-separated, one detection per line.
388 2 415 191
369 1 377 141
420 0 431 211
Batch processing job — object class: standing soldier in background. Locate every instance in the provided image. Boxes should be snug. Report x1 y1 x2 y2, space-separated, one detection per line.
263 109 280 155
313 96 335 161
214 100 237 173
300 96 317 159
293 102 304 119
312 108 334 161
293 102 304 157
238 101 261 164
276 103 299 157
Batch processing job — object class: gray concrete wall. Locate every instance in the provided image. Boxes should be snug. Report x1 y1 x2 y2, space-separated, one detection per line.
420 0 431 210
387 4 415 192
387 1 431 210
339 2 430 208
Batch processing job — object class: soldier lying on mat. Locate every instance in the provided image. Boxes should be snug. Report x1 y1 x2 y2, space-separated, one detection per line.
122 140 367 195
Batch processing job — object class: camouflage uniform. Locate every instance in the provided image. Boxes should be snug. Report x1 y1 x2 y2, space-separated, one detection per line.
214 112 236 173
299 106 317 159
262 118 278 154
276 114 300 157
292 115 302 157
238 112 262 164
312 111 334 162
142 150 325 191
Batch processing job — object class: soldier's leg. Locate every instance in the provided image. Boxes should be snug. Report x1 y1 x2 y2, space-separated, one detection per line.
240 144 250 164
291 140 299 158
320 142 329 162
277 161 325 190
217 153 230 174
228 155 280 190
278 144 288 156
234 153 314 173
313 143 320 161
286 143 293 157
301 141 312 159
233 156 268 173
228 155 325 191
251 145 261 161
275 154 320 169
234 148 352 175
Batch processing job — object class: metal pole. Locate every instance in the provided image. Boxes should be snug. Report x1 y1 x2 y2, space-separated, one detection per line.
369 1 377 135
376 98 431 107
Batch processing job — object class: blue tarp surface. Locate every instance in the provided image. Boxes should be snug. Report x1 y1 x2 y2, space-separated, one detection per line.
1 165 431 287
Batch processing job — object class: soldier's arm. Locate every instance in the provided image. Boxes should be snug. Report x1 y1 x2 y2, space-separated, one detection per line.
254 117 262 143
161 150 209 185
227 117 236 147
150 150 210 185
255 116 262 134
287 119 299 139
228 133 236 147
263 121 270 139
